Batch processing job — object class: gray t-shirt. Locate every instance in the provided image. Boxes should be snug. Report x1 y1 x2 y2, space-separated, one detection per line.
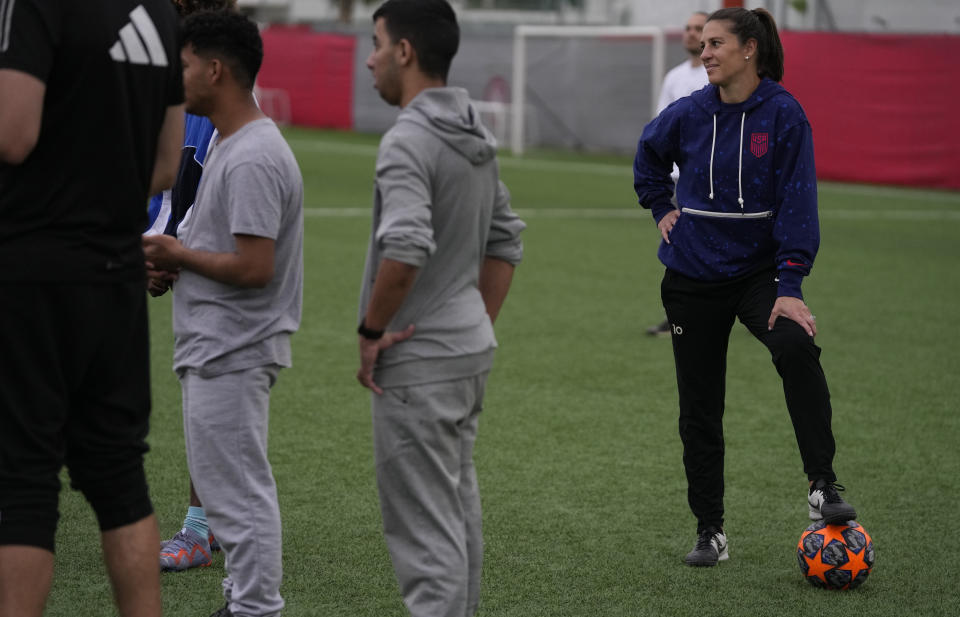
172 118 303 377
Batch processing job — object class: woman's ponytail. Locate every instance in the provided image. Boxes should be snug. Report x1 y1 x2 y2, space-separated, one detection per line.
752 8 784 82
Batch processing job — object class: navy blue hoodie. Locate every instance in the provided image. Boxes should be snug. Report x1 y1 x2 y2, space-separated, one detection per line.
634 78 818 299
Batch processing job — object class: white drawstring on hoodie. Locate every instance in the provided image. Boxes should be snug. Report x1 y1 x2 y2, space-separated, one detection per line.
708 112 745 210
736 112 745 209
690 111 771 220
708 115 717 200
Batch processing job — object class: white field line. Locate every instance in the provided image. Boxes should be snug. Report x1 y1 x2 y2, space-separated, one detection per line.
304 207 960 221
287 138 627 176
288 140 378 157
289 138 960 207
303 208 369 217
817 181 960 203
818 209 960 221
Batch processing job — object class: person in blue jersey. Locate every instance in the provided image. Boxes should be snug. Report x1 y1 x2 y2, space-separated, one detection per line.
633 7 861 567
147 0 240 574
145 113 216 237
146 0 236 242
151 119 221 569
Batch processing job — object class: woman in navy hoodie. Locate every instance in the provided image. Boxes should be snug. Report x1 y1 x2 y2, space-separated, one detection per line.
633 7 860 567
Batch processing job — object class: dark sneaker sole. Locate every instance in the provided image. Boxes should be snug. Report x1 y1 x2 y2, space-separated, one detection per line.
684 548 728 567
822 509 858 525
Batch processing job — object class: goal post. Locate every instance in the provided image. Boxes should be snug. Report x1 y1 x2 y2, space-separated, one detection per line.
510 24 666 155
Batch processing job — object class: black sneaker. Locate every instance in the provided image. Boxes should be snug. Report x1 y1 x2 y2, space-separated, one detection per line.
645 318 671 337
684 527 729 567
808 479 858 524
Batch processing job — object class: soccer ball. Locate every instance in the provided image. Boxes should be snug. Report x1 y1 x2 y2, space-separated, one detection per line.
797 520 874 590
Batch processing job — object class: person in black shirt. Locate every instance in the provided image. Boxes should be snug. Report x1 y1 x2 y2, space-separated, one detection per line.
0 1 183 616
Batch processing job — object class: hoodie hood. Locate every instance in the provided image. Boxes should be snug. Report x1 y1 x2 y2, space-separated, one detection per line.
398 87 497 166
690 77 789 115
687 79 794 207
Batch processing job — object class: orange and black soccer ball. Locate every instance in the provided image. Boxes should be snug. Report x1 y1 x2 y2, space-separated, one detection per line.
797 520 875 590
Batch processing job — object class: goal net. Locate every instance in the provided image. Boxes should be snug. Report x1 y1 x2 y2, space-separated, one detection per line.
509 25 667 155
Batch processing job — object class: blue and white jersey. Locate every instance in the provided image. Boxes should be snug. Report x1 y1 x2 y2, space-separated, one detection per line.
145 112 217 236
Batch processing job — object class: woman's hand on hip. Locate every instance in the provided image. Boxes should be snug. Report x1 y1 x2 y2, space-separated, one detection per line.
658 209 680 244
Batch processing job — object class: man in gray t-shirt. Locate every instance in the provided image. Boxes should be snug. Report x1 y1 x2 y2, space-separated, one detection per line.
170 116 303 377
143 12 302 617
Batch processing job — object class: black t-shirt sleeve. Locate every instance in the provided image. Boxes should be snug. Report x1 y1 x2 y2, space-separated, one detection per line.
0 0 61 82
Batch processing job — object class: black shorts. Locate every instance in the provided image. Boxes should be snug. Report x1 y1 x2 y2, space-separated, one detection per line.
0 280 153 551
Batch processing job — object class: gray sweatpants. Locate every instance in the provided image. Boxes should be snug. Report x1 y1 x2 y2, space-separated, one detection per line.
180 366 284 617
372 373 489 617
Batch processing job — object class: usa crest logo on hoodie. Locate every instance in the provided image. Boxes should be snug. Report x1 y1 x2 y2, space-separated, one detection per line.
750 133 768 157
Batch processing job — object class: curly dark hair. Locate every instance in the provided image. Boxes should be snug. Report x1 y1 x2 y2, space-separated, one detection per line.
181 10 262 90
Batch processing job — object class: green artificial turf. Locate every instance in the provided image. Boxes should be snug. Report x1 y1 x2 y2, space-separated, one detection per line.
42 127 960 616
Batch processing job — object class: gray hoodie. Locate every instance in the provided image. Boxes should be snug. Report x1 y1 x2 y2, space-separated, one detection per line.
358 87 525 388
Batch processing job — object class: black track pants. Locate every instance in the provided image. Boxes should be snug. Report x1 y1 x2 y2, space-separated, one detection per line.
661 267 837 532
0 281 153 550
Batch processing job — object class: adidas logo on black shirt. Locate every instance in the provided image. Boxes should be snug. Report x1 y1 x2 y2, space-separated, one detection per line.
108 4 168 67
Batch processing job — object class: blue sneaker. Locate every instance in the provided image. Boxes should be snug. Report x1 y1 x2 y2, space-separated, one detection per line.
159 527 212 572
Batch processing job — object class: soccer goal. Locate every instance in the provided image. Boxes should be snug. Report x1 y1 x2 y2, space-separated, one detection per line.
510 24 666 155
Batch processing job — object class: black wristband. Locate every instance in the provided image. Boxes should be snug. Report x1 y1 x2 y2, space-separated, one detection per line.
357 319 384 340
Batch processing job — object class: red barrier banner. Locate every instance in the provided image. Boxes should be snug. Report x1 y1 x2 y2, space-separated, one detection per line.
258 26 355 129
780 31 960 190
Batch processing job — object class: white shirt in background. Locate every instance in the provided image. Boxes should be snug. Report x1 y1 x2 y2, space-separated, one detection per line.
657 60 709 182
657 60 709 114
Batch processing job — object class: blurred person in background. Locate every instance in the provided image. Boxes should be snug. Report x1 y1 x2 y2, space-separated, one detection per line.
656 11 710 115
633 7 860 568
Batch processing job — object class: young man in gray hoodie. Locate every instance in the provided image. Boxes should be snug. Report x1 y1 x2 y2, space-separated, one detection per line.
357 1 525 615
